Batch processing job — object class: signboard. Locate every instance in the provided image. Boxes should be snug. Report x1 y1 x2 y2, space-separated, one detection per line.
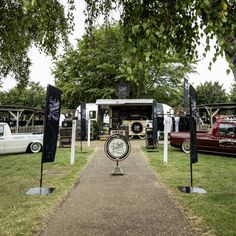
42 85 62 163
104 134 131 161
184 78 189 114
152 100 158 141
115 82 130 99
80 103 86 141
189 85 198 164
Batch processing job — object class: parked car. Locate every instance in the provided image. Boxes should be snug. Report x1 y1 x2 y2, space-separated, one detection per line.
0 122 43 155
170 118 236 156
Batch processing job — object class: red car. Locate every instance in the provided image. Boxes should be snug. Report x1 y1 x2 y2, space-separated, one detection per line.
170 118 236 156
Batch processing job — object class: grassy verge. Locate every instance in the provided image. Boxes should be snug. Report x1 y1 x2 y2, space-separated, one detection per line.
143 145 236 236
0 146 94 236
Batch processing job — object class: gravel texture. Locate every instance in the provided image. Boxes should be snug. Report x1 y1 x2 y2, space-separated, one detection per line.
40 140 195 236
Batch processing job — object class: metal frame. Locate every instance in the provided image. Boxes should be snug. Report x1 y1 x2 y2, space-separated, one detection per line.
197 103 236 126
0 105 44 133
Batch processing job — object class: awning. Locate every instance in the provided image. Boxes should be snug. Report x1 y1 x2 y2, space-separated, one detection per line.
96 99 155 108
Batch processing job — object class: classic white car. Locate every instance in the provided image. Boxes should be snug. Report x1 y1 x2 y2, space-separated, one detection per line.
0 122 43 155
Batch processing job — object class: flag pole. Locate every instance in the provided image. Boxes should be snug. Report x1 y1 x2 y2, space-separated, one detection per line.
40 159 44 188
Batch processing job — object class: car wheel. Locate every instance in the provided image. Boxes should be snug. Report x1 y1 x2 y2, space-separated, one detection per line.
30 142 42 153
138 135 146 140
182 141 190 154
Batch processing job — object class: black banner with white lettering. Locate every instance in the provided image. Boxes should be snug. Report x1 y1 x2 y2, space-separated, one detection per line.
184 78 189 114
42 85 62 163
152 100 158 141
189 85 198 164
80 103 86 141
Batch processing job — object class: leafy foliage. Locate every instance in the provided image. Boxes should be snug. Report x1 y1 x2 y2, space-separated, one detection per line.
53 24 195 108
84 0 236 80
0 82 46 108
54 24 123 108
229 83 236 102
144 60 194 107
196 81 228 105
0 0 74 86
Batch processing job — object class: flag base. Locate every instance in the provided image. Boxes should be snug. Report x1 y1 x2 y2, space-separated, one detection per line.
178 186 207 194
26 187 55 195
111 166 124 176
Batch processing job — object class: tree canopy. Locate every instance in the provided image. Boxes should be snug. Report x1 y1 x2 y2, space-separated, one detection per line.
196 81 228 105
0 0 74 86
53 24 195 108
229 83 236 102
0 81 46 108
84 0 236 81
2 0 235 91
54 24 123 108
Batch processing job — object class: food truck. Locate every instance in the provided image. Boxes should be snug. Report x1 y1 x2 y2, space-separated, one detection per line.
76 99 174 140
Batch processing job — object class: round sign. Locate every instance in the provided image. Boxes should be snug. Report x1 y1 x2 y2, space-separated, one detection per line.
131 122 143 134
104 134 131 161
115 82 130 99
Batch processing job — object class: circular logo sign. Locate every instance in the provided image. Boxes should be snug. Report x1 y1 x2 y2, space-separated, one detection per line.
104 134 131 161
131 122 143 134
115 82 130 99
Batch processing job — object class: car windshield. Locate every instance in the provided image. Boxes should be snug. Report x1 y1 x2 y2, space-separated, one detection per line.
219 123 236 136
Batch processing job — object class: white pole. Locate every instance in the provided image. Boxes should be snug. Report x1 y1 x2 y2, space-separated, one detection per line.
87 119 91 147
163 130 168 164
163 115 172 164
70 119 76 165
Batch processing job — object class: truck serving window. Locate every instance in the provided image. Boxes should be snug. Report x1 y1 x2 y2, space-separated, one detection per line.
89 111 96 119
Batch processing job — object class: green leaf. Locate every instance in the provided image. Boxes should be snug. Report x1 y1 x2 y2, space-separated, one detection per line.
132 25 140 34
159 24 165 34
204 0 210 6
138 61 143 69
132 47 137 53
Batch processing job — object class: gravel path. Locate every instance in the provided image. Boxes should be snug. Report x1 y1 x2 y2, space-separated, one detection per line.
40 140 195 236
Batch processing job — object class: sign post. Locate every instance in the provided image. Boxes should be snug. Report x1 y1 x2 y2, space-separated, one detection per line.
70 117 77 165
178 85 206 194
189 85 198 186
104 134 131 175
26 85 62 195
184 78 189 114
163 115 172 164
80 103 86 152
87 118 91 147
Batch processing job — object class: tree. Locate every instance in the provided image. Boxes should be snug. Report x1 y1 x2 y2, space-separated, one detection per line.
0 82 46 108
229 83 236 102
53 24 195 108
84 0 236 81
53 24 123 108
2 1 236 88
144 60 194 107
196 81 228 105
0 0 74 86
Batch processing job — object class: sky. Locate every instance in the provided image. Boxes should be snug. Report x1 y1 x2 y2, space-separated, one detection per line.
2 1 235 93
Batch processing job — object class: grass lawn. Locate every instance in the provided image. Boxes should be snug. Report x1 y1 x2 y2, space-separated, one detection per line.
0 146 94 236
143 145 236 236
